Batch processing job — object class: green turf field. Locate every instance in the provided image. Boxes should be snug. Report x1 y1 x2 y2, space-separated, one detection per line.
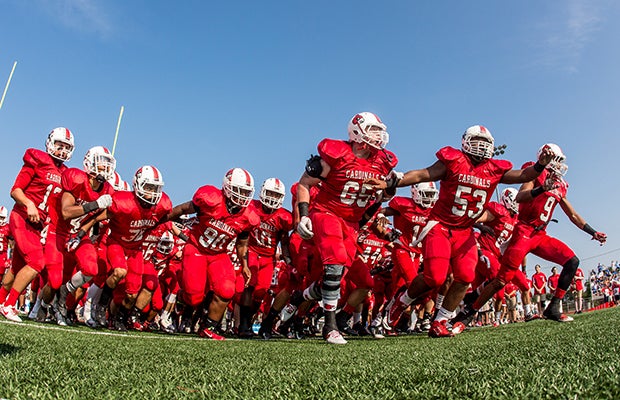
0 307 618 399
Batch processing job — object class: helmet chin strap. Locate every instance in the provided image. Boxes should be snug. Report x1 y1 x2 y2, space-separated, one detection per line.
95 174 106 183
225 198 241 214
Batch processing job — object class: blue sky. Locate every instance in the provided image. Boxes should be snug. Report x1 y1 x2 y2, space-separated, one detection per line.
0 1 618 277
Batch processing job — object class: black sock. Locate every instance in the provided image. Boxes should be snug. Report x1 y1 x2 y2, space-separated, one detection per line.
98 284 113 307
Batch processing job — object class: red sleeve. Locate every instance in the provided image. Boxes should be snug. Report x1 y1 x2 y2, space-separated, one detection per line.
521 161 535 169
192 185 221 213
435 146 462 163
377 149 398 171
490 158 513 175
280 210 293 232
11 149 42 191
486 202 503 218
158 193 173 217
11 165 36 191
388 196 405 213
317 139 349 169
61 168 87 193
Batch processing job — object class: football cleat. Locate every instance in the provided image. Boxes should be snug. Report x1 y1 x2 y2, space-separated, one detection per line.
385 297 408 329
0 304 23 322
451 322 466 335
428 320 454 338
94 305 108 328
323 328 347 345
198 327 225 341
369 325 385 339
451 305 476 328
543 300 574 322
110 314 128 332
258 326 273 340
352 322 371 336
35 303 49 323
524 313 541 322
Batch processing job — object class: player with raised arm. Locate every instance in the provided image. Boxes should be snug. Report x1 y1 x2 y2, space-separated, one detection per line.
372 125 555 337
0 128 74 322
53 146 116 325
451 143 606 328
162 168 260 340
296 112 397 344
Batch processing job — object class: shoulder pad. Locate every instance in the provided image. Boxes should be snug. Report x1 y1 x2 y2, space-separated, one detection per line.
317 139 351 167
435 146 463 163
521 161 535 169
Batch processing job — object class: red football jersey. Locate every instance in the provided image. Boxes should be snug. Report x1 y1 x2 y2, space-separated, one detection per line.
248 199 293 257
476 201 518 258
189 185 261 255
312 139 398 223
0 224 10 259
106 190 172 250
56 168 115 237
356 228 391 270
388 196 432 253
141 221 174 261
11 148 67 222
517 161 568 231
430 147 512 228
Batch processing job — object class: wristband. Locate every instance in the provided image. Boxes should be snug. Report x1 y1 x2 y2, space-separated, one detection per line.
82 201 99 213
178 232 189 242
582 223 597 236
385 176 401 192
533 161 545 172
531 186 545 198
298 202 310 217
76 230 87 239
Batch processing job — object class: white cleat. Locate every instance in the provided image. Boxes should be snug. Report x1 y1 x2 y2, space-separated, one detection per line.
325 330 347 345
1 304 23 322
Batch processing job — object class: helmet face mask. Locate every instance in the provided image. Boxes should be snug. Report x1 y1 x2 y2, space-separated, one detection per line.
411 182 439 209
461 125 494 161
156 232 174 255
348 112 389 150
539 143 568 177
133 166 164 205
223 168 255 208
0 206 7 226
500 187 519 214
260 178 285 210
46 127 75 162
84 146 116 182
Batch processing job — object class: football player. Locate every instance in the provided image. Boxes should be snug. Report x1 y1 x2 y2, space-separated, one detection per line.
162 168 260 340
451 143 606 329
237 178 293 337
0 207 12 284
53 146 116 325
296 112 398 344
0 127 74 322
373 125 555 337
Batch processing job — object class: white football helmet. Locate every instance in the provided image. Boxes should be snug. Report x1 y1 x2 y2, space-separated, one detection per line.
461 125 494 161
538 143 568 177
500 187 519 214
83 146 116 181
133 165 164 205
260 178 286 210
0 206 8 226
45 127 75 162
156 231 175 255
347 112 389 150
108 171 130 191
411 182 439 208
223 168 255 208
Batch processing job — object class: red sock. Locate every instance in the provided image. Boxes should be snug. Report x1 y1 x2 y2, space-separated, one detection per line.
5 289 21 308
0 286 9 304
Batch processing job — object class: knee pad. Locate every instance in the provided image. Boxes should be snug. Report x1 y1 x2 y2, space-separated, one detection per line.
321 264 344 309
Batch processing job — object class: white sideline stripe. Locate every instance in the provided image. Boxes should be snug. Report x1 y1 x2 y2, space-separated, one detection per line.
0 319 242 342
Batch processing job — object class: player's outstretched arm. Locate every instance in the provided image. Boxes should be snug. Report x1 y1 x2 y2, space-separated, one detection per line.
501 145 555 184
160 201 196 224
559 197 607 245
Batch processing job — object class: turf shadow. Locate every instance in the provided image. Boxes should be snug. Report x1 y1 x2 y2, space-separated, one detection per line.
0 343 19 356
